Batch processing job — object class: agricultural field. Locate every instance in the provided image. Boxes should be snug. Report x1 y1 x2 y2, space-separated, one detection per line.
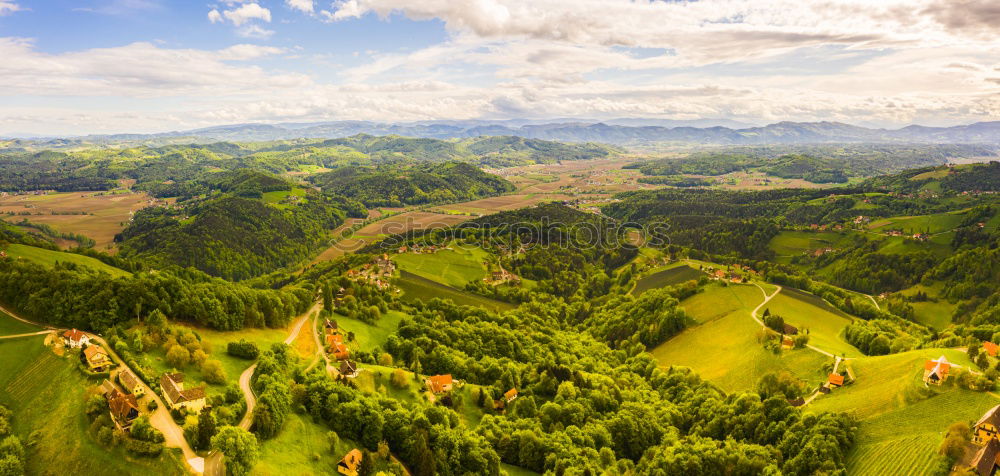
867 211 966 235
330 310 407 353
768 230 854 263
261 186 306 209
396 270 514 313
5 243 132 278
0 336 185 474
393 246 490 288
253 412 356 476
762 287 862 358
0 191 157 251
631 264 703 296
676 282 765 324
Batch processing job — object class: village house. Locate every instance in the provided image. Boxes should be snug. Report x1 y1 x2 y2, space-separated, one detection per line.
971 438 1000 476
338 360 359 378
337 449 362 476
985 341 999 358
84 345 112 372
425 374 454 394
787 397 805 407
375 253 395 275
827 373 845 388
327 333 350 360
160 373 206 412
102 380 140 432
325 319 339 335
118 368 144 397
63 329 90 348
781 336 794 349
504 388 518 404
974 405 1000 445
922 356 951 385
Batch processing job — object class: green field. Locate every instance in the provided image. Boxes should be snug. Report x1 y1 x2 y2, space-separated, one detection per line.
253 412 350 476
652 284 832 393
768 230 853 261
632 265 702 296
6 243 131 278
0 309 40 335
868 211 965 235
0 337 185 474
763 287 862 358
262 187 306 209
332 310 406 353
396 270 514 312
393 246 490 288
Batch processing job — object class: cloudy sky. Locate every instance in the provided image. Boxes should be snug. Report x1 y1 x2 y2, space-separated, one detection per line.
1 0 999 135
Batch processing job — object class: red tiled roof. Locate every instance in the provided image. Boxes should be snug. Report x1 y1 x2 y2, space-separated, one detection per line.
427 374 453 393
84 345 109 362
63 329 86 341
828 374 845 386
504 388 518 401
985 342 999 357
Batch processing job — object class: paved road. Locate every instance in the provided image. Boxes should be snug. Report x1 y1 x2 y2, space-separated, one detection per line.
206 302 320 476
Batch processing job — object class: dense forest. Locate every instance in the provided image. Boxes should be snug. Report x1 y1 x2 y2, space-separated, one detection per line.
308 162 515 207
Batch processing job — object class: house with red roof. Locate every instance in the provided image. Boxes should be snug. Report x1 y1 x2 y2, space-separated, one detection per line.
828 373 845 387
985 342 999 357
425 374 453 394
62 329 90 348
923 356 951 385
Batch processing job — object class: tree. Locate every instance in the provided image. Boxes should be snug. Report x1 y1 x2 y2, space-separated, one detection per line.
197 407 217 451
327 431 340 453
202 359 227 384
976 352 990 371
212 426 259 476
165 345 191 368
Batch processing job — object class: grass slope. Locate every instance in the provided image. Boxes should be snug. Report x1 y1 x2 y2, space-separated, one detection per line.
253 412 351 476
763 287 862 358
393 247 490 288
331 310 406 353
6 243 131 278
0 309 39 335
632 265 702 296
396 270 514 312
0 337 185 474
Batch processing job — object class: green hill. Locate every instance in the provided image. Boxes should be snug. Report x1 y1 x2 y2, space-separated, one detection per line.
5 243 131 278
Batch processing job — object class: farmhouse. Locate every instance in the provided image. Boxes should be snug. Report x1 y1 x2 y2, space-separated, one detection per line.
974 404 1000 445
971 438 1000 476
827 373 845 387
84 345 112 372
504 388 518 403
63 329 90 348
337 448 362 476
338 360 359 378
781 336 794 349
327 334 350 360
102 379 140 432
985 341 999 357
160 373 206 412
922 356 951 385
118 368 144 397
325 319 339 334
426 374 454 394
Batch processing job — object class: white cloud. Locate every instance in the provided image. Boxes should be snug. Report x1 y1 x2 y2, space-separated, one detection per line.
222 3 271 26
0 1 22 15
207 9 223 23
286 0 313 13
237 25 275 39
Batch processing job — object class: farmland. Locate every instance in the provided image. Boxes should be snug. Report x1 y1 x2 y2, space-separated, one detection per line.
0 308 38 335
631 264 703 296
5 243 132 278
330 310 407 353
0 191 157 251
762 287 862 358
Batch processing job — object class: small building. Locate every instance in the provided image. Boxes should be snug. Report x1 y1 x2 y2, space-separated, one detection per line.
118 368 144 397
425 374 454 394
325 319 339 335
787 397 805 407
160 373 206 412
828 373 845 387
985 342 999 358
974 404 1000 445
337 449 362 476
782 323 799 336
971 438 1000 476
923 356 951 385
338 360 359 378
63 329 90 348
102 379 140 432
504 388 518 403
781 336 794 349
84 345 112 372
818 385 831 394
327 334 350 360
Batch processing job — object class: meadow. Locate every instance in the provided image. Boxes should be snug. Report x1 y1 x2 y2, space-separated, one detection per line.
631 264 703 296
330 310 407 353
396 270 514 313
0 336 185 474
0 308 39 335
253 412 358 476
768 230 853 263
868 211 966 235
393 246 490 288
762 287 862 358
6 243 132 278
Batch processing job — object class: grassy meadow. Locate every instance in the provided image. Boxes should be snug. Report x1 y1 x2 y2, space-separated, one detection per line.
631 264 702 296
0 309 40 335
6 243 132 277
396 270 514 313
393 246 490 288
762 287 862 358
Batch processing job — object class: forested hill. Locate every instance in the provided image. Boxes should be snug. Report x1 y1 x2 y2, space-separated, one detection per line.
864 161 1000 193
0 135 619 193
308 162 515 207
116 171 361 280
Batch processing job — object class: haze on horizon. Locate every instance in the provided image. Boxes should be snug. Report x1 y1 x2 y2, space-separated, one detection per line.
1 0 999 136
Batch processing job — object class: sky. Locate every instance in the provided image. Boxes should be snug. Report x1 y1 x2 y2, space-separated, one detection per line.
1 0 999 135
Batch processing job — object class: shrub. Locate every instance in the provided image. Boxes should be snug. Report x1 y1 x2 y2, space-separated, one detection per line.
227 340 260 360
165 345 191 368
202 359 227 385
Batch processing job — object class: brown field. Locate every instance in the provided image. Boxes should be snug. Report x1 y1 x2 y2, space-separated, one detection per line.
0 191 159 251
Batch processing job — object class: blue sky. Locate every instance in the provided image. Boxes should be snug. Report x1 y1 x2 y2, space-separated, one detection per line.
1 0 998 135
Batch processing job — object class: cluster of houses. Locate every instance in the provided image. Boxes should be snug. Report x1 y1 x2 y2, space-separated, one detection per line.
325 319 357 374
63 329 113 372
483 267 520 285
396 244 444 254
706 264 756 284
345 254 395 290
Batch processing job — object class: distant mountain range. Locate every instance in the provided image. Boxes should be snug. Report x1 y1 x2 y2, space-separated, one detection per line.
5 119 1000 146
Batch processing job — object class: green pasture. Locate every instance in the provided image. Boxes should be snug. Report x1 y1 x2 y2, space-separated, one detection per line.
6 243 131 278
